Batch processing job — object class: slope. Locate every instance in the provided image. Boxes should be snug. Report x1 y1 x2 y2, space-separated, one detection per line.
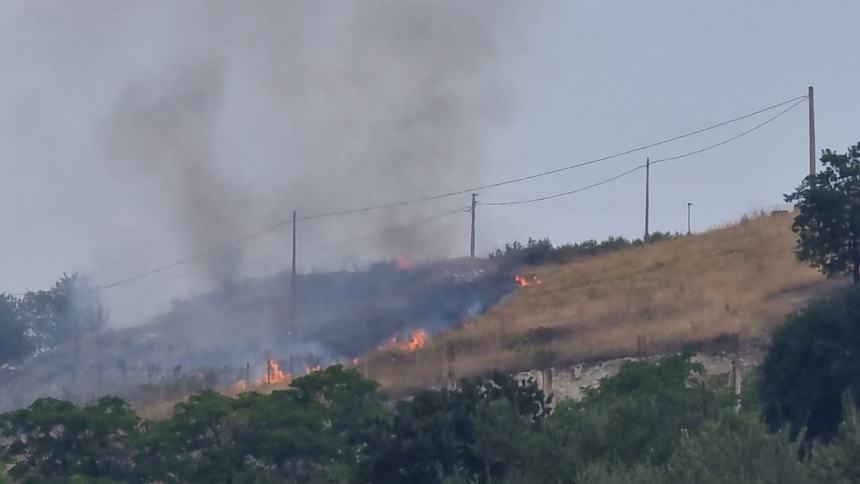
365 212 846 391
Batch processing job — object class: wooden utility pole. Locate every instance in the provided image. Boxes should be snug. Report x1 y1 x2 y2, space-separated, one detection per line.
808 86 816 176
290 210 297 334
687 202 693 235
469 193 478 258
644 157 650 241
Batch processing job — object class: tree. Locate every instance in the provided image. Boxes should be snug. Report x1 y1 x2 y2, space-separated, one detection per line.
18 273 106 351
760 285 860 442
576 413 809 484
0 294 30 365
549 353 732 467
785 143 860 283
0 396 140 482
356 373 550 484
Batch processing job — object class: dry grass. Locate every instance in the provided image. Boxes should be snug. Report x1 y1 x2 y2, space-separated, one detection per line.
365 211 847 393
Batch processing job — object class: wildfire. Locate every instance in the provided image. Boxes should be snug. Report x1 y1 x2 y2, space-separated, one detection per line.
234 379 248 392
259 358 292 385
514 274 542 287
381 329 427 352
304 364 322 375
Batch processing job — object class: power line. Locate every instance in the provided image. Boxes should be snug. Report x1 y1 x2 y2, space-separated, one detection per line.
44 94 807 295
295 94 807 220
480 97 807 207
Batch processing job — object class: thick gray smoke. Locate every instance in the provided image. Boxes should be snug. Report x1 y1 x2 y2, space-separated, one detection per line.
0 1 527 324
94 1 523 314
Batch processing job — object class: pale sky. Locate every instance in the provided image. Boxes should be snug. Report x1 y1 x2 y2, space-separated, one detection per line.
1 1 858 325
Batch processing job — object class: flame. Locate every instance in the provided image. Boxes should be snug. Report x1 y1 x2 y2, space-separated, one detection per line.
258 358 292 386
234 379 248 392
515 274 542 287
304 364 322 375
406 329 426 351
396 255 412 269
380 329 427 352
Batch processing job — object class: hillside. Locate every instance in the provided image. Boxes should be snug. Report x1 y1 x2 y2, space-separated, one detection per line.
365 212 847 391
0 258 514 411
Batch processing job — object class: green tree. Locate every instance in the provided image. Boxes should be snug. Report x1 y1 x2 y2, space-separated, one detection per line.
356 373 549 484
135 366 387 483
760 286 860 442
0 293 30 365
549 353 731 468
785 143 860 283
576 413 808 484
18 273 106 351
0 396 140 482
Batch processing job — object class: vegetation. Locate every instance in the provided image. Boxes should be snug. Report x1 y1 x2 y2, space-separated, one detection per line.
760 285 860 442
0 273 104 366
368 212 832 391
4 346 860 483
785 142 860 283
489 232 677 270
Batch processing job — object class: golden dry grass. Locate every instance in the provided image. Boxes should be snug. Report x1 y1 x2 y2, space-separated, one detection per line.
364 211 847 393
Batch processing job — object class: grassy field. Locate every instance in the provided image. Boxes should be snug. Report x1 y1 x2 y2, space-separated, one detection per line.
364 211 846 392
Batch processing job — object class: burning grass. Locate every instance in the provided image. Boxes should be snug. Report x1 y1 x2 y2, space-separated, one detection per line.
363 211 847 392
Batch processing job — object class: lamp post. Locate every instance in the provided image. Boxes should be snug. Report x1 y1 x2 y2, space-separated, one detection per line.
687 202 693 235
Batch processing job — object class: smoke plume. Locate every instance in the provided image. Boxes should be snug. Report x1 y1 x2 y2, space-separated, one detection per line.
15 0 527 322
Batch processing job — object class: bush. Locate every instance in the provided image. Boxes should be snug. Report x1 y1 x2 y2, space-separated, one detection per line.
760 285 860 441
549 353 732 467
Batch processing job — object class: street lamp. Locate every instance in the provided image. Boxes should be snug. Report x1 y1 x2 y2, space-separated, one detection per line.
687 202 693 235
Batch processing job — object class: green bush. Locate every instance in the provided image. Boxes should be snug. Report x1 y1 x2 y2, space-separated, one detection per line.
549 353 733 467
760 285 860 441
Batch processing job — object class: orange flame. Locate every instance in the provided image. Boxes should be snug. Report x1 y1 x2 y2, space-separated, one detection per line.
515 274 542 287
381 329 427 352
259 358 292 385
234 379 248 392
304 364 322 375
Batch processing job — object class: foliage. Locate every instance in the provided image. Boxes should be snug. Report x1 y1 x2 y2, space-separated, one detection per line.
19 273 106 351
137 365 387 483
807 399 860 483
0 293 31 365
785 143 860 283
355 373 550 484
760 285 860 442
549 352 732 468
577 412 808 484
0 273 105 366
0 396 140 482
490 233 678 270
8 349 860 483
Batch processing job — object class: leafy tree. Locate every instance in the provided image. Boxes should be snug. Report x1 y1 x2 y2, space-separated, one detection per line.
18 273 106 351
356 373 549 484
549 353 731 467
785 143 860 283
760 285 860 442
808 399 860 483
135 365 387 483
577 413 808 484
0 293 30 365
0 396 139 482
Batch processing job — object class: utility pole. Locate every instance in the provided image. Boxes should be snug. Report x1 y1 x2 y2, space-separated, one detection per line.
808 85 816 177
687 202 693 235
644 157 650 241
290 210 297 335
469 193 478 258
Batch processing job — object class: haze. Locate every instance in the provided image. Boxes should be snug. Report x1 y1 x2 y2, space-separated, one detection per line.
1 1 857 326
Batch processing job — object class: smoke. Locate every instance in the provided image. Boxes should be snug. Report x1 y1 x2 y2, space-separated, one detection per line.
6 0 527 323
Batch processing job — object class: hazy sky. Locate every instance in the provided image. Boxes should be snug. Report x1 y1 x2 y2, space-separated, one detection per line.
1 1 858 326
